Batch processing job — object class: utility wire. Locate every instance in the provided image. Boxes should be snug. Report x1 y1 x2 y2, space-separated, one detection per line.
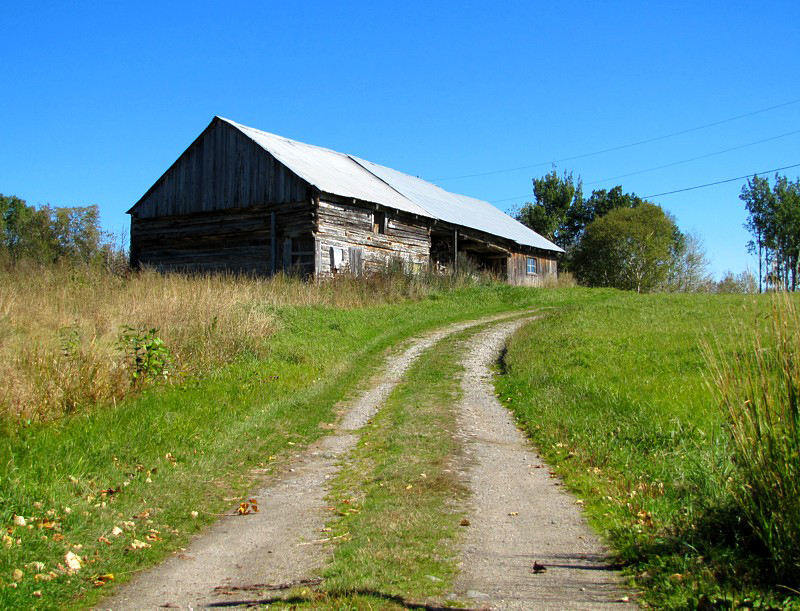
432 97 800 182
585 128 800 186
489 130 800 204
642 163 800 198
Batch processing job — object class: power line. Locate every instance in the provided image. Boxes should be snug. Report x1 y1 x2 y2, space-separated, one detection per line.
642 163 800 198
432 96 800 182
489 162 800 205
585 128 800 186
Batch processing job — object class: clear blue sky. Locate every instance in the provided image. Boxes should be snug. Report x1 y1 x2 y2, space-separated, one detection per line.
3 1 799 278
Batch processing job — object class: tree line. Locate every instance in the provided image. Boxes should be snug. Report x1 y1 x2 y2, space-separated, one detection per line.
0 194 118 267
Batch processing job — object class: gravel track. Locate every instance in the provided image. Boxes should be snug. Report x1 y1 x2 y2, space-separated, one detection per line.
452 319 635 610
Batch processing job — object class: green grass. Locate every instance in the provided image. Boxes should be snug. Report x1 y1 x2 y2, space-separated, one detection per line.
496 291 800 609
0 284 578 609
316 329 479 609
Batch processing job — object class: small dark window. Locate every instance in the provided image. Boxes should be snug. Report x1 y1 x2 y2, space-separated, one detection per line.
373 211 386 234
526 257 537 275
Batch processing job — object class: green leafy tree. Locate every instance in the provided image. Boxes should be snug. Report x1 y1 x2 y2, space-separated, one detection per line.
514 169 583 248
741 175 775 292
566 186 646 247
0 194 105 266
572 202 680 292
741 174 800 291
515 175 650 271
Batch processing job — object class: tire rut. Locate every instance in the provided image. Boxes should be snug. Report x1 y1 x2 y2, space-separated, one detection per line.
451 319 635 610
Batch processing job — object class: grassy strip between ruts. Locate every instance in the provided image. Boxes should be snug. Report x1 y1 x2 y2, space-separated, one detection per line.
495 291 800 609
272 322 491 609
0 285 599 609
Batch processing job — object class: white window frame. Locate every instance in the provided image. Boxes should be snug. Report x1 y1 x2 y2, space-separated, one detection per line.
526 257 537 275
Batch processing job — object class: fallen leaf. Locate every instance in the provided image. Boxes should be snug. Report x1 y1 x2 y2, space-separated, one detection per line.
460 518 470 527
128 539 150 550
110 527 123 537
12 569 24 582
65 552 82 573
26 562 45 572
13 515 26 527
508 512 519 516
190 511 199 519
34 572 56 582
33 590 42 598
98 536 111 545
532 561 547 574
93 573 114 587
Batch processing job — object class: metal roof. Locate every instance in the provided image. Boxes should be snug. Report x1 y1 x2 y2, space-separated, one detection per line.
220 117 563 253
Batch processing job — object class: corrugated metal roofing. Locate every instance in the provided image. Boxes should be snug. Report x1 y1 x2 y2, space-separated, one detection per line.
220 117 563 253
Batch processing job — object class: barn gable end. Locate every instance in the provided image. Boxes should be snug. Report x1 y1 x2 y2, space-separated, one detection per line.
129 118 315 273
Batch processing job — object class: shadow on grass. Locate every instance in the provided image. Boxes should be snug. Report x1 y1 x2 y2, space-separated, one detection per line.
207 589 480 610
617 500 782 596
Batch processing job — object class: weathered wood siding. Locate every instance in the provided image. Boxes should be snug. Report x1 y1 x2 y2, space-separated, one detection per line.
315 199 429 275
132 120 308 219
508 251 558 286
131 202 314 274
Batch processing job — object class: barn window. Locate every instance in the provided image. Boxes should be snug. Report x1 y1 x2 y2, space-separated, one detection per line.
373 210 386 234
526 257 537 275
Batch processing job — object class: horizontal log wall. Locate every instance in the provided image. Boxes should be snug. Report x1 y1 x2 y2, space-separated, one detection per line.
508 252 559 286
131 202 314 274
132 120 309 219
316 200 429 275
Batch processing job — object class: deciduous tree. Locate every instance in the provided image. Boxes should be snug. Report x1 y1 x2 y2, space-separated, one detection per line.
572 203 679 293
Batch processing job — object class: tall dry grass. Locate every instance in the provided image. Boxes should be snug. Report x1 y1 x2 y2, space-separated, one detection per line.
0 263 486 421
705 293 800 585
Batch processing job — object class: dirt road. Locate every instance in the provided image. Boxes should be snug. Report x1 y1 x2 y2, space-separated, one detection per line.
100 314 633 610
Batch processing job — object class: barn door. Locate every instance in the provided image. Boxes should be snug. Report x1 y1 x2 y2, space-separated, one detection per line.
349 246 364 276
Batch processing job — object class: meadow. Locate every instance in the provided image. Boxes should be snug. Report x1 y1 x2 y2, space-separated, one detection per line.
1 266 798 608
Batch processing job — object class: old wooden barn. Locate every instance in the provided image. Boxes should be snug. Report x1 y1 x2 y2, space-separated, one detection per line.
128 117 563 285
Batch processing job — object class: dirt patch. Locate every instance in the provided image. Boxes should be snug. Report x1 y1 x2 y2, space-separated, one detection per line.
451 319 636 610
